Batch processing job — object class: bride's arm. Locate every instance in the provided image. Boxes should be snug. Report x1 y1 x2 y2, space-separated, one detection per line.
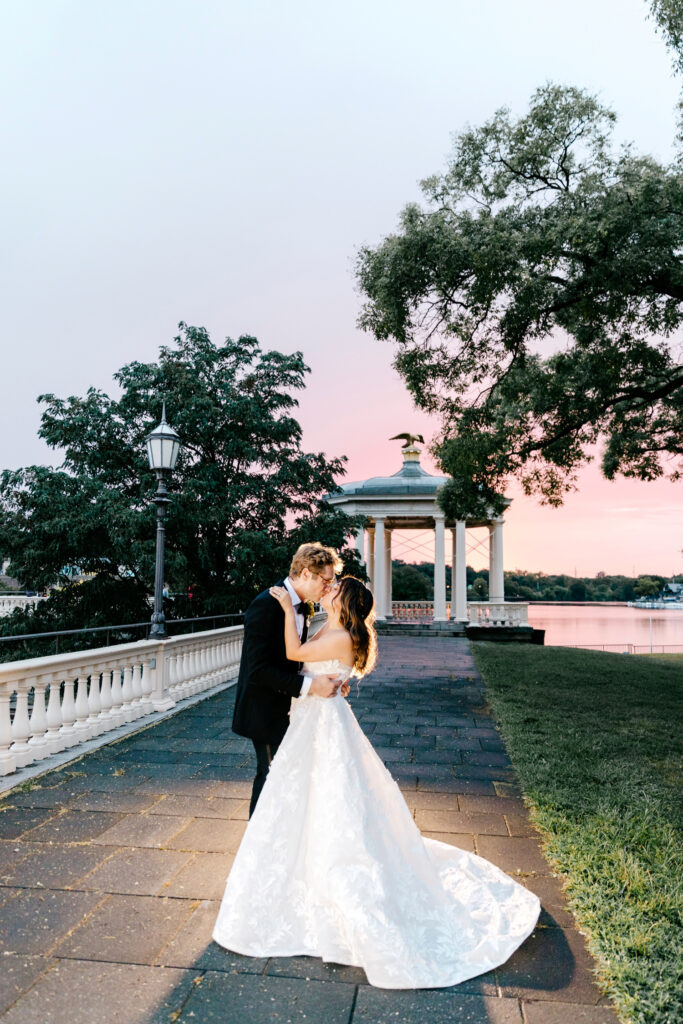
270 587 352 663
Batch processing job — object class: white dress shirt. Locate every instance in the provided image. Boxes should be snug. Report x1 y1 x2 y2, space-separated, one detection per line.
284 577 312 697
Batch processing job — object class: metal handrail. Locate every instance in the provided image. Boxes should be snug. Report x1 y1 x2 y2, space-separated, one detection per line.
0 612 244 656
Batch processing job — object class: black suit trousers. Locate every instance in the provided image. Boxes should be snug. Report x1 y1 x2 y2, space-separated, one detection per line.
249 739 281 817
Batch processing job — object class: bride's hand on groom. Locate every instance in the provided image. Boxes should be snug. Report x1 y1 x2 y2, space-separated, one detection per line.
309 674 342 698
269 586 293 611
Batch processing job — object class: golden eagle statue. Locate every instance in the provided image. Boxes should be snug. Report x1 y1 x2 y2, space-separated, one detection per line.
389 433 425 448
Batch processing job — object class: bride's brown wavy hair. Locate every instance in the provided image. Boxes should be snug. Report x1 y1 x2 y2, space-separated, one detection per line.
336 576 377 677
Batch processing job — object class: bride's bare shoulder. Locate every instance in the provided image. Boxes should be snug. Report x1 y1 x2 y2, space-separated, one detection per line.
327 628 354 652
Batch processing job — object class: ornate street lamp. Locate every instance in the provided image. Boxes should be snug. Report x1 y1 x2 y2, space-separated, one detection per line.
146 403 181 639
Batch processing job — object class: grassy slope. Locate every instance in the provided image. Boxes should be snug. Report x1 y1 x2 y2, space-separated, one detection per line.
472 643 682 1024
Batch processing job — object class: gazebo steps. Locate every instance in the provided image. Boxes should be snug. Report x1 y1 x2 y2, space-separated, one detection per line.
375 622 544 644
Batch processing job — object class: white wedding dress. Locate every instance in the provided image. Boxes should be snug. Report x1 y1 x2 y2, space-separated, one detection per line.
212 659 540 989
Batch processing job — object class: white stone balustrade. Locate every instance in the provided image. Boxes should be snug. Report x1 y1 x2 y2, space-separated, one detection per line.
391 600 529 627
466 602 529 627
0 625 243 777
0 595 47 618
392 601 436 621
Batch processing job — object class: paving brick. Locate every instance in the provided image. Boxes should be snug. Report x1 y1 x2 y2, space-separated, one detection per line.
265 954 367 986
0 954 54 1016
506 814 536 838
162 852 235 899
520 875 578 929
55 893 195 965
521 1000 620 1022
68 791 160 813
436 735 483 751
476 836 551 875
73 847 193 895
147 794 247 818
0 889 103 954
354 988 522 1023
463 750 513 767
421 832 476 853
210 779 253 799
0 839 34 875
459 795 527 816
136 777 221 797
417 777 498 796
7 786 73 810
415 808 508 835
175 970 356 1024
494 781 523 799
454 764 517 781
158 898 266 971
91 813 193 848
0 842 113 889
404 790 461 811
0 807 58 839
24 809 125 843
58 773 151 794
0 958 198 1024
481 737 508 752
496 927 604 1004
165 817 247 853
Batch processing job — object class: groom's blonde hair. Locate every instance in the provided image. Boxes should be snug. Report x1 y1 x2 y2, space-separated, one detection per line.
289 542 340 578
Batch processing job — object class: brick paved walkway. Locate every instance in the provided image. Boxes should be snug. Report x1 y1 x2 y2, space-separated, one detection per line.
0 637 619 1023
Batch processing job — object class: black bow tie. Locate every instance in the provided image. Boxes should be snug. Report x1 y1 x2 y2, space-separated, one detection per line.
294 601 307 616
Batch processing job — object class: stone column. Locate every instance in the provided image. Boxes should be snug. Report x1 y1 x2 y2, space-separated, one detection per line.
450 528 457 620
384 528 393 618
355 526 365 565
367 528 375 588
433 515 447 621
373 517 386 620
489 519 505 602
454 520 468 621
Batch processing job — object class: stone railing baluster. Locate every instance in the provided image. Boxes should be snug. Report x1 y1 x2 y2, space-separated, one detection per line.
59 675 78 748
10 681 33 768
119 662 135 723
45 674 66 754
0 690 16 776
73 672 92 742
27 673 51 762
86 666 103 737
98 667 114 731
129 660 144 720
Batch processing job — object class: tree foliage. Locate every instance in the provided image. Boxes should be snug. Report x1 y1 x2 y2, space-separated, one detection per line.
650 0 683 77
0 324 361 635
356 81 682 516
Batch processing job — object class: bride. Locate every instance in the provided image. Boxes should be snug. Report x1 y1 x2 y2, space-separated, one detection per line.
212 576 540 989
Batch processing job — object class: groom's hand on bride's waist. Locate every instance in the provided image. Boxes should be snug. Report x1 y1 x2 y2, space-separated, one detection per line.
309 674 342 698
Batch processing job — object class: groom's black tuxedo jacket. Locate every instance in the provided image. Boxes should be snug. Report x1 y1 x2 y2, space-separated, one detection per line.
232 581 307 746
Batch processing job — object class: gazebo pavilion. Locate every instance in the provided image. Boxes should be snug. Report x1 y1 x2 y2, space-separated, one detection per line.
327 442 528 632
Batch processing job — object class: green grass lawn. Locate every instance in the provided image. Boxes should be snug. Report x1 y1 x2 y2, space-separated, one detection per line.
472 643 682 1024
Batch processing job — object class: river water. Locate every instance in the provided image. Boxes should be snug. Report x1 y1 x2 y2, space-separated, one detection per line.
526 604 683 653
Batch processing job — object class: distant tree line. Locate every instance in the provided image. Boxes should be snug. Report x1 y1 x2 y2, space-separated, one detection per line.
391 560 671 603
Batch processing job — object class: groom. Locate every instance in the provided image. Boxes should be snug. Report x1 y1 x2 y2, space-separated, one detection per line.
232 542 344 816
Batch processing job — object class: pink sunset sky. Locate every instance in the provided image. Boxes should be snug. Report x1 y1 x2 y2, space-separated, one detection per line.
294 336 681 579
1 1 680 579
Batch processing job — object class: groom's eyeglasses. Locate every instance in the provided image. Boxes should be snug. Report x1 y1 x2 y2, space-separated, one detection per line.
312 571 337 586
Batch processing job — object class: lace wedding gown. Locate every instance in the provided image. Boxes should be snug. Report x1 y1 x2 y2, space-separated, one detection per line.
212 659 540 989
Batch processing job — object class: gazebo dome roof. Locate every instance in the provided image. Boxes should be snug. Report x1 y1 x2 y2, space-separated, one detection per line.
335 445 448 498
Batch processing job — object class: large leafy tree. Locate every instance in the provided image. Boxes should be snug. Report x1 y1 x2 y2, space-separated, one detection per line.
357 70 682 516
0 324 361 636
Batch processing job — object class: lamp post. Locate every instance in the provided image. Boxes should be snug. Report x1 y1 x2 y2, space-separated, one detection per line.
146 403 181 639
